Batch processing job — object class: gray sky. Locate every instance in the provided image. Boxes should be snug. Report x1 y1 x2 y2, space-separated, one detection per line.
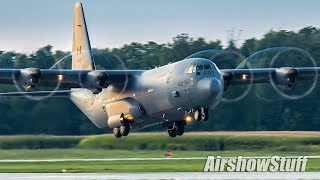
0 0 319 53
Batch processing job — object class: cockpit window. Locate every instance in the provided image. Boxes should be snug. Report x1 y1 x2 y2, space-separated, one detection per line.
204 64 211 69
193 65 197 72
197 65 203 71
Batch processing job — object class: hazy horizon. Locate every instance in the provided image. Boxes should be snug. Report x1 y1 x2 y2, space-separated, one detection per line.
0 0 319 53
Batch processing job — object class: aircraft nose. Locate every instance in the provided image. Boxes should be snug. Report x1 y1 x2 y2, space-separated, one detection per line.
196 77 222 107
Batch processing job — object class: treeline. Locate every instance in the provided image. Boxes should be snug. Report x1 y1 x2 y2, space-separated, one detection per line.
1 26 320 135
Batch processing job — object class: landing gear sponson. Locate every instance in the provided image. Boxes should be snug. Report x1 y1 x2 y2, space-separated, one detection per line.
113 106 209 138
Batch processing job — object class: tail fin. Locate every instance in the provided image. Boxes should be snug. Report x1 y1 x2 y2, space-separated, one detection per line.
72 2 95 70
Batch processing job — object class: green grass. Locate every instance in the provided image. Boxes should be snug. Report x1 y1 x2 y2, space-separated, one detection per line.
0 149 318 172
1 132 320 152
78 131 320 152
0 132 319 172
0 135 82 149
0 160 206 173
0 159 319 173
0 149 319 160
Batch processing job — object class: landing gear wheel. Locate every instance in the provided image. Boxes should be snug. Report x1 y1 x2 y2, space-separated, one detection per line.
113 127 122 138
120 122 130 136
168 126 177 138
194 109 200 121
201 107 209 121
176 121 185 136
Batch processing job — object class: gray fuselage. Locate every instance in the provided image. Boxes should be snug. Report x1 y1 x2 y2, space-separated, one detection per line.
70 58 224 130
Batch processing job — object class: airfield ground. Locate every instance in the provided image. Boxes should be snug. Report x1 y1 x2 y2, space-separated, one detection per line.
0 132 319 172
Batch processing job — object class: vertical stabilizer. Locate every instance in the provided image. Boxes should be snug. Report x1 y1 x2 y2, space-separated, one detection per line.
72 2 95 70
70 3 100 128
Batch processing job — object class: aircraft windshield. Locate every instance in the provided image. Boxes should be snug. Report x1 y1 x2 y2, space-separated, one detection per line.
204 64 211 69
197 65 203 71
186 62 213 74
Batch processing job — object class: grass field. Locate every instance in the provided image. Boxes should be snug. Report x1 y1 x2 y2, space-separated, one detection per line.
0 132 319 172
0 149 318 172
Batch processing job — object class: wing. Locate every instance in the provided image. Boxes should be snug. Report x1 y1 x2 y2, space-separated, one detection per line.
221 67 320 89
0 68 144 93
0 90 71 97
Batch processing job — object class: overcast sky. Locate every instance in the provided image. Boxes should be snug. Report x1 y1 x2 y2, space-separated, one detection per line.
0 0 319 53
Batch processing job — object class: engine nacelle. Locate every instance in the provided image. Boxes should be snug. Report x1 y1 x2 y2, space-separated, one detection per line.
272 68 297 90
222 71 233 92
81 71 109 94
14 68 42 90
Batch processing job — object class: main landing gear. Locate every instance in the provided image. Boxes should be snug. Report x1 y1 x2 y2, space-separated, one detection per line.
113 121 131 138
167 121 185 138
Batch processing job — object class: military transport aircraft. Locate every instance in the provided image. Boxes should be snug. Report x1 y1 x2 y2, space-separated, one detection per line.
0 2 319 138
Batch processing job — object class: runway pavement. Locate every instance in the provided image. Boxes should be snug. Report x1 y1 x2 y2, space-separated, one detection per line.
0 172 320 179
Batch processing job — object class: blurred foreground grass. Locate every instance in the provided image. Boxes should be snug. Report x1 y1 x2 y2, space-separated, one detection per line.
1 131 320 152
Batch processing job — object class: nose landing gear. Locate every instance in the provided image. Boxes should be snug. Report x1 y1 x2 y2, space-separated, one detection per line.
200 107 209 121
194 107 209 121
194 109 200 121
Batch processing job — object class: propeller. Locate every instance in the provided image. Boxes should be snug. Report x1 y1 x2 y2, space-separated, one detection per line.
1 50 130 101
268 48 317 100
243 47 317 101
52 50 129 98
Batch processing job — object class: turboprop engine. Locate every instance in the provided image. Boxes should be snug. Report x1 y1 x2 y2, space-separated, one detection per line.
272 68 298 90
13 68 42 90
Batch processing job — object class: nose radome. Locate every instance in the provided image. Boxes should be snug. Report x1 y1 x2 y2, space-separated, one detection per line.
196 77 222 106
197 77 221 95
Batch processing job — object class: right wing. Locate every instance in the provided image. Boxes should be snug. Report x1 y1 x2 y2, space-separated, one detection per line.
0 90 71 97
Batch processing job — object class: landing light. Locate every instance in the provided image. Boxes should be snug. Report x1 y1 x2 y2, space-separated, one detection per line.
242 74 248 80
185 116 192 123
57 75 64 81
124 114 134 121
